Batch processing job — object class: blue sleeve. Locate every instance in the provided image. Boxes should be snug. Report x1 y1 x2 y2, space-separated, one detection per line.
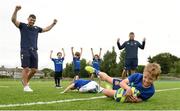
138 41 145 49
62 57 64 61
128 73 139 83
73 80 78 88
38 27 43 33
19 22 25 29
117 41 126 50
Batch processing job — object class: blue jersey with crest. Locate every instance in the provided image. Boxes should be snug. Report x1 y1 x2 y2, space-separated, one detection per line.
92 58 101 70
19 22 42 50
51 58 64 72
128 73 155 101
73 57 80 70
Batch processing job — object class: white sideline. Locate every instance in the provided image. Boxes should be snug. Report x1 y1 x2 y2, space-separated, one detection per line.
0 87 180 108
0 96 106 108
156 88 180 92
0 86 9 88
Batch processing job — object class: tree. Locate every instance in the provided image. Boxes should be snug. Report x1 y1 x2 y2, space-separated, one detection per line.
63 63 73 78
41 68 54 77
148 53 179 74
79 58 89 78
117 49 125 75
63 59 90 78
170 60 180 77
136 65 145 73
100 46 118 76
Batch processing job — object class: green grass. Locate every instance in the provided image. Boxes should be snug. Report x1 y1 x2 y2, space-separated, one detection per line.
0 79 180 110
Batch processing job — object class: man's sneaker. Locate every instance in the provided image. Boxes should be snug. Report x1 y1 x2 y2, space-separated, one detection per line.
23 86 33 92
85 66 95 74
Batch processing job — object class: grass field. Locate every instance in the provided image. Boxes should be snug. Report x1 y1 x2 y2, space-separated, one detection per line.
0 79 180 110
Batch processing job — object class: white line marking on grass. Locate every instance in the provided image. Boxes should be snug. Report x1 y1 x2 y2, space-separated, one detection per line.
156 88 180 92
0 96 106 108
0 87 180 108
0 86 9 88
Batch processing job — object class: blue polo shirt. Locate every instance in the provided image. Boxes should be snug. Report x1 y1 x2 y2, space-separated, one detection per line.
19 22 42 50
74 79 91 90
92 58 101 70
73 57 80 70
128 73 155 101
51 58 64 72
117 40 145 59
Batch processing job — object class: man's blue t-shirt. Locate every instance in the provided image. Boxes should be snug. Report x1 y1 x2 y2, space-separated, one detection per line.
74 79 91 90
19 22 42 50
117 40 145 59
128 73 155 101
92 58 101 70
51 58 64 72
73 57 80 70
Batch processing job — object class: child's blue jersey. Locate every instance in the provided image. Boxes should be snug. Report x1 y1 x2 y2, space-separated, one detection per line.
74 79 91 90
51 58 64 72
128 73 155 101
73 57 80 70
92 58 101 70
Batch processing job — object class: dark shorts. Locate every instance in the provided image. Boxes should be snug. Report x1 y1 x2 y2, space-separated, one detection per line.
20 48 38 68
125 58 138 70
112 78 122 90
74 69 80 76
54 71 62 78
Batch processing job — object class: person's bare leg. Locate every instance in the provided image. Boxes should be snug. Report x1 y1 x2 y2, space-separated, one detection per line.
98 72 113 84
102 89 116 97
74 75 79 80
121 69 127 79
22 67 30 86
90 74 94 80
130 69 135 75
27 68 37 83
98 76 101 86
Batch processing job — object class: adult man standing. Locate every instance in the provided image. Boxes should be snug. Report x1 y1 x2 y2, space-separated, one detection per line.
11 5 57 92
117 32 145 79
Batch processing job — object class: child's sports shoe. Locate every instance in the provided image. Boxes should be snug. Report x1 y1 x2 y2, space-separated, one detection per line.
85 66 100 76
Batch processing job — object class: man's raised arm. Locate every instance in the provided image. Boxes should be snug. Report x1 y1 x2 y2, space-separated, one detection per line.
11 5 21 28
42 19 57 32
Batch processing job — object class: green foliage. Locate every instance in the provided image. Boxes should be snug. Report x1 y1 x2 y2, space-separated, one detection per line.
136 65 145 73
117 49 125 75
0 75 11 78
63 59 90 78
41 68 54 77
170 60 180 77
100 47 118 77
63 63 74 78
148 53 179 74
79 58 89 78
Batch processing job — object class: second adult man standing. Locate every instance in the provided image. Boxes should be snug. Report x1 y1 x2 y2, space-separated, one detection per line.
117 32 146 79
